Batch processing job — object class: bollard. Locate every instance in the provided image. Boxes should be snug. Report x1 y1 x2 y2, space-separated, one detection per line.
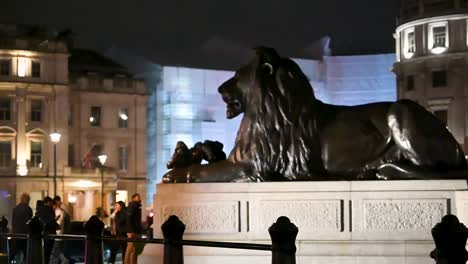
26 216 44 264
0 216 8 264
268 216 298 264
84 215 105 264
430 214 468 264
161 215 185 264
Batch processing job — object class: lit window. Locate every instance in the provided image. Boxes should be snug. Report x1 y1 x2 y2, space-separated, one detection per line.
403 28 415 58
428 22 448 54
89 106 101 127
0 141 11 168
17 57 28 77
31 62 40 78
0 60 10 76
118 146 128 171
30 141 42 168
118 108 128 128
68 105 73 127
432 70 447 87
0 99 11 121
31 100 42 122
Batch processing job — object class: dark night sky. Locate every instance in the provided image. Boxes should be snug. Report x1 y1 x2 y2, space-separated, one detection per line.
1 0 399 69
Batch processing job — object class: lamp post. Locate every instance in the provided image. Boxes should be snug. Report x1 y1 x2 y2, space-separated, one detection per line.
98 154 107 217
49 132 61 197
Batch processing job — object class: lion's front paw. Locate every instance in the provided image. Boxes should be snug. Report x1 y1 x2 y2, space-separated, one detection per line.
162 168 189 183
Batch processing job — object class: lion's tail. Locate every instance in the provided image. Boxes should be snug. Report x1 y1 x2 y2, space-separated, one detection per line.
376 163 468 180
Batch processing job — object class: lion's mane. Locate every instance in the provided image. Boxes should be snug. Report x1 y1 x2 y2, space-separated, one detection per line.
230 58 326 181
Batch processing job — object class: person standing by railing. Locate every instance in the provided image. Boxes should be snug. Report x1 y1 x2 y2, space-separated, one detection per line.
109 201 127 264
50 196 70 264
11 193 32 263
37 196 58 264
125 194 142 264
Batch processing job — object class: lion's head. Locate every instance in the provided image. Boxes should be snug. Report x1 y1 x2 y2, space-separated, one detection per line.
218 47 325 181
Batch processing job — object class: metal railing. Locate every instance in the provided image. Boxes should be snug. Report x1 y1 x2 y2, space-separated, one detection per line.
0 215 297 264
0 214 467 264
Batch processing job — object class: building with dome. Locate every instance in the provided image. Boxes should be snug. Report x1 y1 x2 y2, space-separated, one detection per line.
393 0 468 152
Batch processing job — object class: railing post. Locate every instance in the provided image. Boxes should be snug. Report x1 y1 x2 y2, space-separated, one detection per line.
269 216 298 264
26 216 44 264
0 216 8 264
431 214 468 264
84 215 105 264
161 215 185 264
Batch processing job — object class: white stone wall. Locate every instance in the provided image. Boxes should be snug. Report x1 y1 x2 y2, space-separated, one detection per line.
140 180 468 264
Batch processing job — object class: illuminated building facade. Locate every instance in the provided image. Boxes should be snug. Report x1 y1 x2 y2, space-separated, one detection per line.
0 25 147 222
393 0 468 152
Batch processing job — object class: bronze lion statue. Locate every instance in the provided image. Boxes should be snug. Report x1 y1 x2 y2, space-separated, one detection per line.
163 47 467 183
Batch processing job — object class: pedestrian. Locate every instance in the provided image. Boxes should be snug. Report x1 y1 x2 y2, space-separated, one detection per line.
109 201 127 264
11 193 32 263
124 194 141 264
37 196 58 264
50 196 70 264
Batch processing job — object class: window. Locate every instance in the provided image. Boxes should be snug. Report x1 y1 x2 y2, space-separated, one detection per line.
31 62 40 78
68 144 74 167
0 99 11 121
434 109 448 126
428 22 448 54
403 28 415 59
0 141 11 167
0 60 10 76
68 105 73 127
118 108 128 128
17 57 27 77
31 100 42 122
91 144 103 168
432 70 447 87
406 75 415 91
118 146 128 171
89 106 101 127
30 141 42 168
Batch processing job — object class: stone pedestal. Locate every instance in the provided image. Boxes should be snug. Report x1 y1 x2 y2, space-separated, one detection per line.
140 180 468 264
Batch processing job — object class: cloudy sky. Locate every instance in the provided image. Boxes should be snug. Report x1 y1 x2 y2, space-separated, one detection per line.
2 0 399 69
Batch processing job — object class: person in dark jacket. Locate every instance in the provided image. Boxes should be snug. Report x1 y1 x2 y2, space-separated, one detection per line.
124 194 141 264
109 201 127 264
11 193 32 263
37 196 58 264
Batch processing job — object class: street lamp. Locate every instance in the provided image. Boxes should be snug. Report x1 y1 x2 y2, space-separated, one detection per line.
98 154 107 217
50 132 61 197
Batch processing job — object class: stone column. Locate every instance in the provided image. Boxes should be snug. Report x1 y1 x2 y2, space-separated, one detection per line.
15 88 27 176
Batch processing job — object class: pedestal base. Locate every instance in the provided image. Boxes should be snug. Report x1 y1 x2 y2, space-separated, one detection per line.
140 180 468 264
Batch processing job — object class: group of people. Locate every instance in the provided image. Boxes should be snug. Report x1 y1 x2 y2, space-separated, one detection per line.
8 192 143 264
109 193 142 264
11 193 70 264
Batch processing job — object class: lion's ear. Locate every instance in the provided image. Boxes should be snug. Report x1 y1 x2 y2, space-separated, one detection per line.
254 46 280 74
262 63 274 75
